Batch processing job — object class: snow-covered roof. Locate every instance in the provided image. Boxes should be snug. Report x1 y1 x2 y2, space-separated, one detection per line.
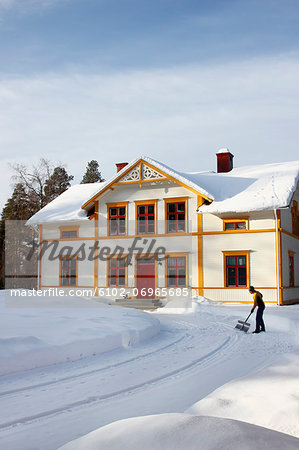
197 161 299 214
26 158 299 225
26 182 107 225
81 156 215 208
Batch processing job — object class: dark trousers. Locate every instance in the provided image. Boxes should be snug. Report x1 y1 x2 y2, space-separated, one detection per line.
255 305 265 332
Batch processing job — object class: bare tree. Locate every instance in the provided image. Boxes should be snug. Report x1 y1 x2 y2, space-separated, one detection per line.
10 158 53 209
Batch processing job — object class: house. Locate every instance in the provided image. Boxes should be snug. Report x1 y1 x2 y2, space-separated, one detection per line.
27 150 299 305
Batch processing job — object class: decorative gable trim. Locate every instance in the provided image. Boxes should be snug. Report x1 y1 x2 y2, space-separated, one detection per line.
118 165 141 182
142 164 166 181
81 157 213 209
116 162 167 184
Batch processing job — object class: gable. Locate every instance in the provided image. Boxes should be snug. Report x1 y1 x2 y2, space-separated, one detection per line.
81 156 214 209
116 162 167 184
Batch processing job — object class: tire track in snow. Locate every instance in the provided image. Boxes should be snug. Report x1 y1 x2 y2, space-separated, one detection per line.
0 331 187 397
0 322 236 431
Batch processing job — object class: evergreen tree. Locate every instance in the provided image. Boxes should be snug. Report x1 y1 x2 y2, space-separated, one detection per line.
0 184 38 290
1 183 36 221
1 160 73 289
44 167 74 203
0 219 5 289
81 160 105 184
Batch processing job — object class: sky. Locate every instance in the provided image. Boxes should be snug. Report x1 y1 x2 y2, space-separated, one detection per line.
0 0 299 211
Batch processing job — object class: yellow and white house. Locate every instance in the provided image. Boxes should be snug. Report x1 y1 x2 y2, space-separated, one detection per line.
27 151 299 305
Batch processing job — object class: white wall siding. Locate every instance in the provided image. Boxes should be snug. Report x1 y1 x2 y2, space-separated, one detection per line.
97 182 197 237
281 233 299 288
280 183 299 233
40 240 94 287
203 288 277 303
203 232 277 288
41 220 94 240
202 213 222 232
283 288 299 303
249 211 275 230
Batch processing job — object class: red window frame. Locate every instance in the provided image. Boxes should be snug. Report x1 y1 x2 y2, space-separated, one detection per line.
224 221 246 231
226 255 247 287
166 202 186 233
109 206 126 236
137 204 155 234
289 253 295 287
167 256 186 287
61 230 78 238
108 258 126 286
60 257 77 286
291 201 299 236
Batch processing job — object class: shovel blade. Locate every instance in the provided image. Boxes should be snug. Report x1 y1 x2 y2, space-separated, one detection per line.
235 320 251 332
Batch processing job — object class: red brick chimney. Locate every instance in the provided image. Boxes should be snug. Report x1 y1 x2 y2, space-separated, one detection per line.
116 162 128 173
216 148 234 173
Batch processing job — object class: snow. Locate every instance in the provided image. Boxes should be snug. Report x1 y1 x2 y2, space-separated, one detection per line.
197 161 299 214
0 292 298 450
26 182 106 225
80 155 215 205
80 155 299 214
0 291 160 376
26 157 299 225
216 147 231 154
58 414 299 450
187 351 299 438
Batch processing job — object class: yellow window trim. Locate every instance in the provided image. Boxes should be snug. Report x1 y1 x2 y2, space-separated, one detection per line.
59 255 78 287
222 250 250 288
165 252 189 288
59 226 79 239
106 202 129 237
222 218 249 231
164 197 189 234
106 253 128 288
134 199 158 235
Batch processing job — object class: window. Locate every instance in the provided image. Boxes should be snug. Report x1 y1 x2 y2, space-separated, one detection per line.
108 203 127 236
291 201 299 236
289 252 295 287
60 257 77 286
165 198 187 233
60 227 79 239
167 256 186 287
108 258 126 286
223 251 249 287
226 255 247 287
223 219 248 231
136 201 156 234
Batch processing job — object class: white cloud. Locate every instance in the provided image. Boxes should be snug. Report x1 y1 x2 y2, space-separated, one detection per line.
0 0 71 12
1 54 299 210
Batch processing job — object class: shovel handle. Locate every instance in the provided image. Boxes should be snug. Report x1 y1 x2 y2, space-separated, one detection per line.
244 311 253 324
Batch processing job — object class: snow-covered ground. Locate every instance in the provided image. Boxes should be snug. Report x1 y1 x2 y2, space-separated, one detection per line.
0 291 298 449
59 414 299 450
0 292 160 376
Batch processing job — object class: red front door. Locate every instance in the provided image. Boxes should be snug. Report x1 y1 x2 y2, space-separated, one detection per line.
137 259 155 299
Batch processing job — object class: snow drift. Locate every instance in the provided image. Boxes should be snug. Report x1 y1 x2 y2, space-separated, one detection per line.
58 413 299 450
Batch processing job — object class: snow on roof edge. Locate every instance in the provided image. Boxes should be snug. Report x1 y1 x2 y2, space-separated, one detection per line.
81 156 215 207
26 182 106 226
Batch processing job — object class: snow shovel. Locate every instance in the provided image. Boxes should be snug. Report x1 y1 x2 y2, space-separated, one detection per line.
235 312 252 333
